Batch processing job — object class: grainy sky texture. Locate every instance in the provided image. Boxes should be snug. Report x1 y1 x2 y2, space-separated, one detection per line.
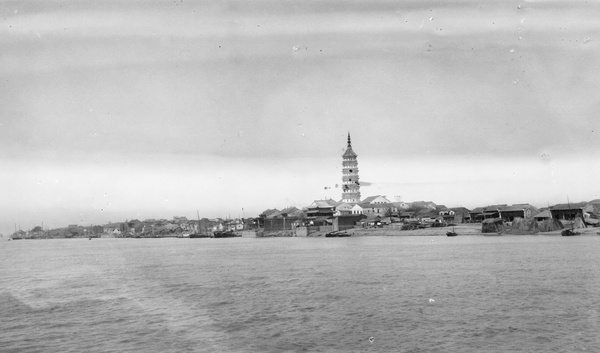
1 0 599 233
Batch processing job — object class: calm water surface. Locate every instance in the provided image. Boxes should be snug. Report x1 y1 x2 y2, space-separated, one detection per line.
1 236 600 352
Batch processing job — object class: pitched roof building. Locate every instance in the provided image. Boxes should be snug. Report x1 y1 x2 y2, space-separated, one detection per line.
362 195 391 204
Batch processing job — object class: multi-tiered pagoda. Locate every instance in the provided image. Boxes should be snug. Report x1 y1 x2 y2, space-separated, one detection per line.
341 133 361 204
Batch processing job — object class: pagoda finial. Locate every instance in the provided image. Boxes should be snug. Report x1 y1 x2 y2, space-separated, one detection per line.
347 132 352 148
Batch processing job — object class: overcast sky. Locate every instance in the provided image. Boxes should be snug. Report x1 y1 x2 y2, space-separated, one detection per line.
1 0 599 234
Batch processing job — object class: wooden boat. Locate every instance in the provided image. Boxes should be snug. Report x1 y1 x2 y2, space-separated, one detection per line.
190 210 212 238
325 231 351 237
446 226 457 237
561 197 581 237
561 229 580 236
213 230 237 238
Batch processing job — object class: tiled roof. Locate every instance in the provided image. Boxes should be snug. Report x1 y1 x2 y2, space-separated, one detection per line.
365 214 382 221
309 199 338 208
501 204 536 212
359 203 394 209
483 205 507 212
417 209 439 217
280 206 300 214
259 209 279 217
551 202 587 210
361 195 380 203
313 216 333 223
361 195 391 204
450 207 471 213
336 203 353 209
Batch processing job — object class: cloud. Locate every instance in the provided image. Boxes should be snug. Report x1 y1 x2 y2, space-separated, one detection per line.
2 2 598 103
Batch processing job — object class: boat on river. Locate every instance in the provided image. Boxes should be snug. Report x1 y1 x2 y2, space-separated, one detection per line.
325 231 351 237
561 229 580 236
561 197 581 237
190 210 213 238
446 226 457 237
213 230 237 238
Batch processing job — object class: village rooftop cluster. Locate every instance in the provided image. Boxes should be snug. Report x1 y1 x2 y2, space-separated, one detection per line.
8 197 600 239
8 134 600 239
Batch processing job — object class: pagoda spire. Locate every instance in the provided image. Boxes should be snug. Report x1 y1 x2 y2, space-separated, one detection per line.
347 132 352 148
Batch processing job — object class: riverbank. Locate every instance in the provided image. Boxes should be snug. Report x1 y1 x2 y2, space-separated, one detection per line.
339 223 600 237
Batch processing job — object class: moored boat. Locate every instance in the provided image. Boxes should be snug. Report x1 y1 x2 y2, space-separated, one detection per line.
561 229 580 236
325 231 351 237
561 197 581 237
213 230 237 238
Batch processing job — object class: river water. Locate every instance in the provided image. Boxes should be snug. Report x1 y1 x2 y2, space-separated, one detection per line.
1 235 599 352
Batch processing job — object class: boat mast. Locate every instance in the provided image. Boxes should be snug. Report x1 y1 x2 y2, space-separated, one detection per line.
567 195 574 230
197 210 201 234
